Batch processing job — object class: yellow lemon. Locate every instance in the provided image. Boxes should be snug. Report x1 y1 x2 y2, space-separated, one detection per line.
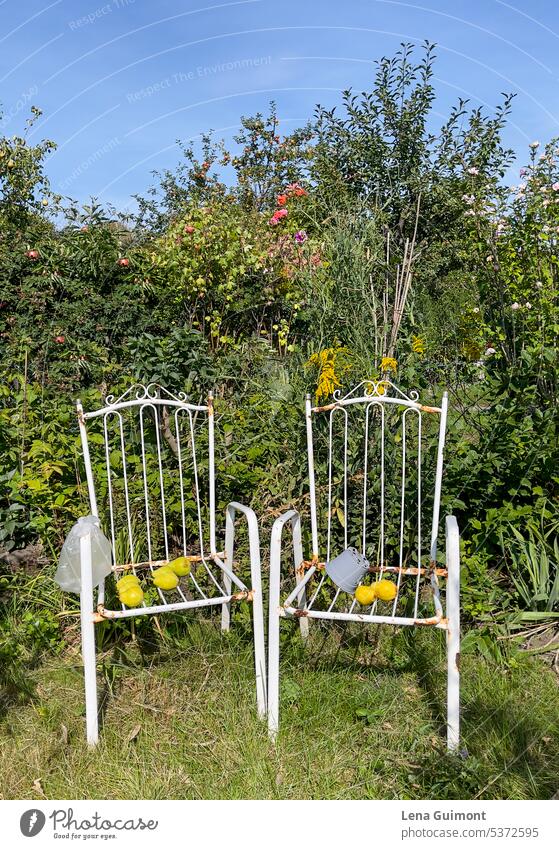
152 566 179 591
168 556 192 577
373 579 397 602
354 584 376 606
119 585 144 607
116 574 140 592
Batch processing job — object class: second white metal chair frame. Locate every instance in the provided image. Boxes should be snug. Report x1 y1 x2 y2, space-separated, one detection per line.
267 382 461 750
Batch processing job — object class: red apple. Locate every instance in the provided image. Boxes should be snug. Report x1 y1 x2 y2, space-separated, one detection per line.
184 225 195 234
117 257 129 267
26 249 39 259
55 335 65 343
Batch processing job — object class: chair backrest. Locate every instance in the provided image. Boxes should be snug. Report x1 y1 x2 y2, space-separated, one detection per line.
305 380 448 570
76 384 216 569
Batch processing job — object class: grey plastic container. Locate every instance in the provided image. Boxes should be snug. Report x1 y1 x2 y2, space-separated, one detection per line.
325 547 370 594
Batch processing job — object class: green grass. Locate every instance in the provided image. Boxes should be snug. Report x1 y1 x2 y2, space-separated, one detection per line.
1 614 558 800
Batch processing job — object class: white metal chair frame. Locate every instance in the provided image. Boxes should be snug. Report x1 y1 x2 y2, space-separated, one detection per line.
74 384 266 746
267 381 460 749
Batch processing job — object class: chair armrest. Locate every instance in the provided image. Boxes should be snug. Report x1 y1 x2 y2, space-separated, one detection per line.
270 509 304 593
445 514 460 620
222 502 262 594
225 501 260 540
445 515 460 562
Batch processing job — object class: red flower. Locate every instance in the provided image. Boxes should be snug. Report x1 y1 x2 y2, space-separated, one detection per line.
269 208 288 226
277 194 288 207
117 257 130 267
55 335 65 344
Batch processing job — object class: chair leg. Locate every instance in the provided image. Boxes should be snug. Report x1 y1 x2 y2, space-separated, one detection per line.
251 584 267 720
446 515 460 751
80 534 99 747
246 515 266 718
223 503 266 717
267 608 280 741
221 515 234 632
447 621 460 751
268 518 283 740
292 517 309 641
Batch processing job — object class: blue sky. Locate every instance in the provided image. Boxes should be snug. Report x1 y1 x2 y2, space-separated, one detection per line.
1 0 558 211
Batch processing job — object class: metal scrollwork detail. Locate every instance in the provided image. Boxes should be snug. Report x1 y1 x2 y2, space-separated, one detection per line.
333 380 421 405
105 383 189 406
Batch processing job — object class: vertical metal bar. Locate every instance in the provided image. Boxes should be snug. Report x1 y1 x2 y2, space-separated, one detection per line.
268 517 283 740
379 403 385 574
151 404 169 561
362 405 370 557
414 412 423 618
292 512 308 639
327 587 341 612
446 515 460 750
139 405 153 562
117 412 134 563
80 532 98 746
226 503 266 717
393 408 408 617
208 392 217 555
305 394 319 559
78 403 106 608
174 409 188 557
188 409 205 559
77 401 98 516
430 391 448 564
102 413 117 565
221 504 234 631
307 573 326 610
342 408 348 551
370 402 385 614
268 509 299 739
326 410 334 562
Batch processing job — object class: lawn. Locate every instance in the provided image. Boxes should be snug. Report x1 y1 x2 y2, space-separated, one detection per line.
1 613 557 800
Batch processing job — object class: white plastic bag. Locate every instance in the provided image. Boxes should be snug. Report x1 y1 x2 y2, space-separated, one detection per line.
54 515 113 594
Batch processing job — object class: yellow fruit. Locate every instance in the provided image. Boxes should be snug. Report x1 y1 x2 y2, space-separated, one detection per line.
119 585 144 607
354 584 377 606
373 579 397 602
7 159 15 168
168 556 191 577
152 566 179 591
116 574 140 591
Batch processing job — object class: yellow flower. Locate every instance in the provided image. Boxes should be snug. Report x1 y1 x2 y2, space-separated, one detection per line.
306 345 351 403
412 336 425 356
365 379 388 396
381 356 397 373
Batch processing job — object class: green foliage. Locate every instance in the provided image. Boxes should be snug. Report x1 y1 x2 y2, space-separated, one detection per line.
500 525 559 616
